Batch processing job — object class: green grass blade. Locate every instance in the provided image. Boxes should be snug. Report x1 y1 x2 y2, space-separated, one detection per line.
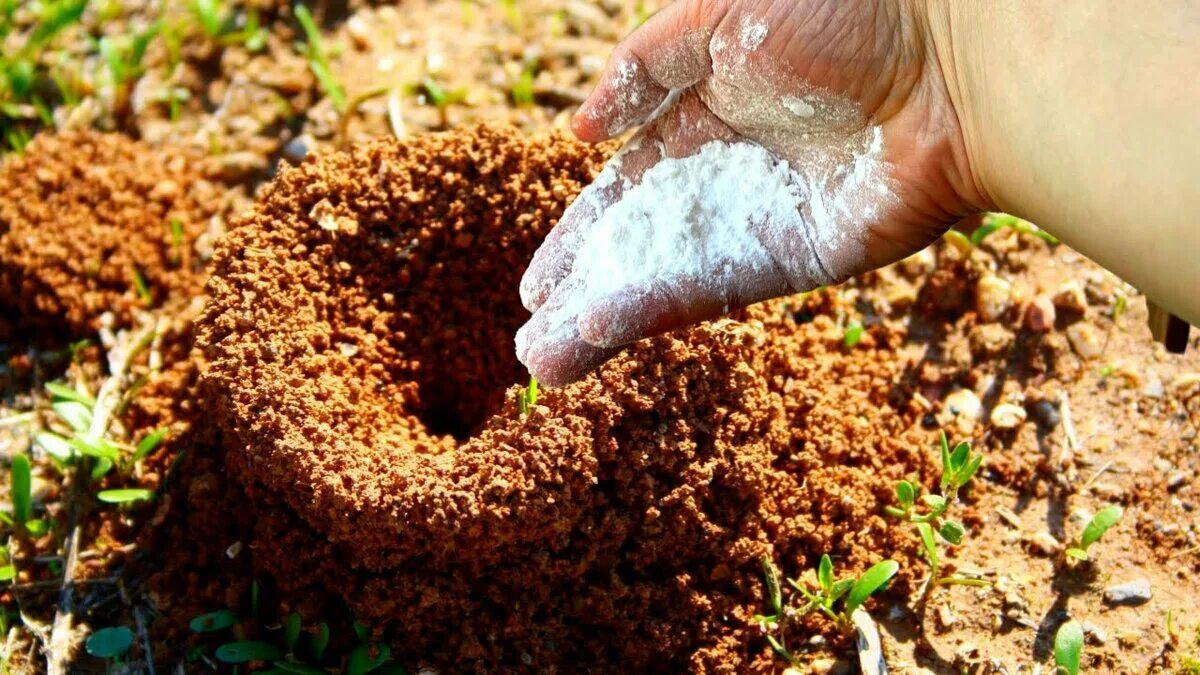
818 554 833 594
844 559 899 616
85 625 134 659
1080 505 1122 550
45 381 95 407
34 432 75 462
10 453 32 526
1053 620 1083 675
133 427 168 462
916 521 939 569
189 609 237 633
216 640 283 664
97 488 154 504
760 555 782 615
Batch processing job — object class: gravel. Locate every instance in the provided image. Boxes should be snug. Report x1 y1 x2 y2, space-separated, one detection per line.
1104 578 1153 605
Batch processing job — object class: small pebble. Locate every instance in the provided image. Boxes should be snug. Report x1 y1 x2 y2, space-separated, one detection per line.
1167 471 1189 491
1082 621 1108 645
990 403 1027 429
1024 295 1056 333
900 247 936 278
282 136 310 164
1142 373 1165 399
937 604 958 629
945 388 982 421
1067 322 1103 359
1029 530 1061 556
976 274 1013 322
995 506 1024 529
1104 578 1152 605
1054 280 1089 313
1030 399 1062 427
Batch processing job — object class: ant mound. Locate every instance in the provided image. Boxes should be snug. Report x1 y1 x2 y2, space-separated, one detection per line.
0 131 218 335
199 124 931 670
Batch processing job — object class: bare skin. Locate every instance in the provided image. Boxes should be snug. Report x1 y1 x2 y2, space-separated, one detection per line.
517 0 1200 387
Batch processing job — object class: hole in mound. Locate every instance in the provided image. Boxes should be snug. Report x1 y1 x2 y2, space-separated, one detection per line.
321 207 534 442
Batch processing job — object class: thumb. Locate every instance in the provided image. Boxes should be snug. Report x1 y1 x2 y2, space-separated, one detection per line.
572 0 728 142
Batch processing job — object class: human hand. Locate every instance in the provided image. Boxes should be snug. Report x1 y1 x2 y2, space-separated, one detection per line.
516 0 990 387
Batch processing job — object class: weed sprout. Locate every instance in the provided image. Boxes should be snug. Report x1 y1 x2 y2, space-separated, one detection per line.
1053 619 1083 675
294 4 346 113
1064 504 1122 563
85 625 135 662
518 376 539 416
756 555 899 665
971 213 1059 247
885 431 987 591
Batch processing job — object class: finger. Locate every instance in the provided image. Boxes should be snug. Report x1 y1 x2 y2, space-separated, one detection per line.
519 133 665 312
655 89 739 157
572 0 724 142
515 276 619 388
577 263 791 349
520 165 625 312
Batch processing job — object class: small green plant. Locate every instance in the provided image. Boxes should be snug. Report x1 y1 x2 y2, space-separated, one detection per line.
0 0 87 151
34 380 166 492
498 0 521 30
2 454 49 537
511 61 536 107
190 0 227 37
1065 504 1122 562
411 76 465 130
85 625 135 662
131 266 153 305
1053 619 1083 675
971 213 1059 247
98 22 160 91
294 4 346 113
843 322 864 348
885 431 987 591
756 555 899 665
1111 293 1128 321
518 376 539 415
190 590 397 674
191 0 267 51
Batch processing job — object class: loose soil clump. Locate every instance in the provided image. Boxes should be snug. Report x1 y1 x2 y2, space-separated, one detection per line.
198 124 930 670
0 132 219 335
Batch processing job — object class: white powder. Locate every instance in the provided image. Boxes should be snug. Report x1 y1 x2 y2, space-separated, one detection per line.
576 142 789 299
781 96 815 118
516 126 894 359
738 16 768 50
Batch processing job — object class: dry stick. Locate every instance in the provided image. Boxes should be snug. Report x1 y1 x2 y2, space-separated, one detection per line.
46 322 158 675
134 605 155 675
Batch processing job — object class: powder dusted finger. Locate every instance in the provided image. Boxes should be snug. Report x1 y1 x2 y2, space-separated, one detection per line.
520 131 666 313
572 0 718 142
520 162 626 312
516 274 619 386
577 264 790 349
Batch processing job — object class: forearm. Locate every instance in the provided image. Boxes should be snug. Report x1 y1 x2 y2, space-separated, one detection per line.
929 0 1200 324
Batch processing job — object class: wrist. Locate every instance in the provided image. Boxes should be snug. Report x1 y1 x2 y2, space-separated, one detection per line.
918 0 1003 215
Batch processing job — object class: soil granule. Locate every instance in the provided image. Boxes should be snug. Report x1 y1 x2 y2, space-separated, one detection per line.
197 124 935 671
0 132 218 335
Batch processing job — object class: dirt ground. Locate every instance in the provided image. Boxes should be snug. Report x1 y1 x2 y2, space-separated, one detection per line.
0 1 1198 673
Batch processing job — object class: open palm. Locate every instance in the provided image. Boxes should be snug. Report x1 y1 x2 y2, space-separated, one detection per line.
517 0 986 387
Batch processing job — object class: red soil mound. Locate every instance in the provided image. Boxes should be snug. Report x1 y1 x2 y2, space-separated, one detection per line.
0 132 218 334
197 125 938 670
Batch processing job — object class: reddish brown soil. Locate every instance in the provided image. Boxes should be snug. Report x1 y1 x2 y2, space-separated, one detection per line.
194 124 945 671
0 132 219 335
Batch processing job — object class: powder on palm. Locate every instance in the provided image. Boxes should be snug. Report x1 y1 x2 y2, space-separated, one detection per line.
515 123 894 363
